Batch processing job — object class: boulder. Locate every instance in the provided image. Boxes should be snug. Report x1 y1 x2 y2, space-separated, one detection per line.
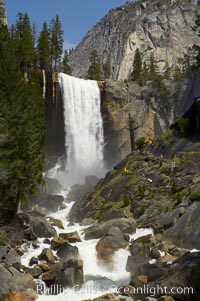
51 237 65 250
84 218 136 240
0 247 21 265
42 195 64 213
0 264 36 297
4 291 37 301
85 175 99 188
38 248 55 264
54 259 83 289
59 231 81 243
29 257 38 267
26 266 43 278
149 248 161 260
96 227 128 266
56 242 79 262
164 202 200 249
44 177 63 195
47 217 64 229
18 213 56 239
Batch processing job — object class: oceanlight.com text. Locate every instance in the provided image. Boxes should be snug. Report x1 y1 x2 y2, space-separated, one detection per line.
36 284 193 297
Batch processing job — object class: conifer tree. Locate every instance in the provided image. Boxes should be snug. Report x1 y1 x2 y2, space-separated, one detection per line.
62 50 72 75
103 62 111 79
37 22 51 69
87 50 102 80
50 15 64 70
0 25 45 220
148 53 158 78
15 12 35 68
131 48 142 82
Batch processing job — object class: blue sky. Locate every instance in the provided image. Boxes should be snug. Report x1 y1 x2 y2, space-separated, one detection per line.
5 0 127 49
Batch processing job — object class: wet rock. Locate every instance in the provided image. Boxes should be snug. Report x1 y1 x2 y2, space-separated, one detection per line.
38 248 55 264
0 264 36 297
39 262 51 272
59 231 81 243
56 242 79 262
149 248 161 260
154 252 200 300
43 195 64 213
18 213 56 239
47 217 64 229
67 184 90 202
51 237 65 250
84 218 136 240
29 257 38 266
44 176 63 195
157 255 177 264
0 246 21 265
4 291 37 301
54 259 83 289
127 243 150 273
134 234 153 244
26 266 43 278
157 297 175 301
164 202 200 249
96 227 128 265
85 175 99 188
60 203 68 210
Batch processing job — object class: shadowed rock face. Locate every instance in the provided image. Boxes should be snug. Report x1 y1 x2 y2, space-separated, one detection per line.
69 0 200 80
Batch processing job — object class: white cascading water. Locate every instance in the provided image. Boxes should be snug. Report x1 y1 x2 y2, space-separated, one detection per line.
58 73 104 184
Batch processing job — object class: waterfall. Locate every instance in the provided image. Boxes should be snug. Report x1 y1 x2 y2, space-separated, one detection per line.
42 69 46 98
58 73 104 184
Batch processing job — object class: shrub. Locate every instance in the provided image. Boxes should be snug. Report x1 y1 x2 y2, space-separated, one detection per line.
171 181 178 194
138 205 147 215
136 137 146 150
160 166 170 175
0 229 9 246
138 183 146 198
178 118 191 137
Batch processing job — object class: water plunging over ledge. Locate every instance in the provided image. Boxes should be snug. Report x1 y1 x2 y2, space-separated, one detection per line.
58 73 105 185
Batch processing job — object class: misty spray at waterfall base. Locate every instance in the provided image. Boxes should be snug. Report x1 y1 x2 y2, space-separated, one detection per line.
55 73 105 185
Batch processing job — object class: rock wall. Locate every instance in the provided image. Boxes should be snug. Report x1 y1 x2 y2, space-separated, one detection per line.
38 70 65 170
69 0 200 81
102 78 187 168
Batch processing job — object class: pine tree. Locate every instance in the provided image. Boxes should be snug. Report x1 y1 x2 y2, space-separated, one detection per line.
37 22 51 69
148 53 159 80
131 48 142 82
15 12 35 69
50 15 64 70
87 50 102 80
0 25 45 221
103 62 111 79
62 50 72 75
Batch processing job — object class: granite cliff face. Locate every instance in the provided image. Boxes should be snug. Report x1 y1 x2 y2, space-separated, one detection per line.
69 0 200 80
102 78 188 167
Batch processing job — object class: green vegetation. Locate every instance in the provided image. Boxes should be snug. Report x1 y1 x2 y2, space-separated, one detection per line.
103 62 111 79
190 190 200 201
138 183 146 198
62 50 72 75
0 229 9 246
136 137 146 150
160 166 170 175
126 175 140 187
9 12 70 72
138 204 147 215
173 192 184 205
87 50 102 80
0 25 45 222
131 48 142 82
171 181 178 194
37 22 51 70
178 118 191 137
